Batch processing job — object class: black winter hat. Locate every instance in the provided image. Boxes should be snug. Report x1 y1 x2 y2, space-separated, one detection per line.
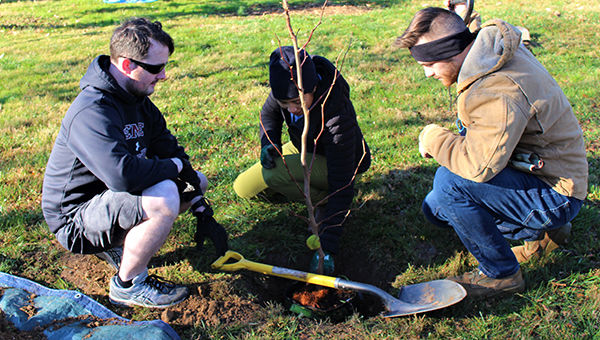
269 46 318 100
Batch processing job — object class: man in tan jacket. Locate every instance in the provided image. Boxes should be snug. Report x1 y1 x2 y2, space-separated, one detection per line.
396 8 588 298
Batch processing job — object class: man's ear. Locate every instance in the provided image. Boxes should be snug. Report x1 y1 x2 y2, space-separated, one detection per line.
120 58 135 75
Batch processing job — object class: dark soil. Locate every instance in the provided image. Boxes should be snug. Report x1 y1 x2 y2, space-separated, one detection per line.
58 251 270 333
291 284 353 311
3 241 399 337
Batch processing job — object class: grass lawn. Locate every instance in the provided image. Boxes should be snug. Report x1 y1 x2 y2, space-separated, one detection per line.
1 0 599 338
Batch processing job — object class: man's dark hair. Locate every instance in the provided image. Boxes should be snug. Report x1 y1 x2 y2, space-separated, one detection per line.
110 17 174 62
396 7 466 48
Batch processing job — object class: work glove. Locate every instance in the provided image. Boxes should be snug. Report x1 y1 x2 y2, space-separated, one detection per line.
178 158 201 192
309 251 335 275
175 178 201 204
191 196 228 257
260 144 280 169
418 124 438 159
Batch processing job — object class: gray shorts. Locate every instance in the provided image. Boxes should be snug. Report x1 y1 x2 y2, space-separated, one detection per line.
55 190 144 254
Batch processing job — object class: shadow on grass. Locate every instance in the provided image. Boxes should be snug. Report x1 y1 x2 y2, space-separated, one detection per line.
0 209 44 231
150 163 471 318
445 242 600 320
413 197 600 320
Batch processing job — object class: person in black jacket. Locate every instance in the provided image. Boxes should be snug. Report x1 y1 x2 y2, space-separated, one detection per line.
42 18 227 308
233 46 371 274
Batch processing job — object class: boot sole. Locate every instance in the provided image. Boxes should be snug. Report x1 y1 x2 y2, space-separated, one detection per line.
459 281 525 299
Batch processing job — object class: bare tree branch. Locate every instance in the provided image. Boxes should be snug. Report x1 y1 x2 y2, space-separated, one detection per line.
258 115 306 200
301 0 328 51
276 0 365 273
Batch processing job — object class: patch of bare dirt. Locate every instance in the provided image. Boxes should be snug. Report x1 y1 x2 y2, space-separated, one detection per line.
60 252 111 298
157 278 265 329
244 3 377 17
53 242 390 337
58 251 271 333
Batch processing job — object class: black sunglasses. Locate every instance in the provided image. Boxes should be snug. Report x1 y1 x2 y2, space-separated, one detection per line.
128 58 167 74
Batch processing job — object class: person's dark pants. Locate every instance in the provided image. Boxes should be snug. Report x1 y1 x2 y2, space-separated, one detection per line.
55 190 143 254
422 166 582 279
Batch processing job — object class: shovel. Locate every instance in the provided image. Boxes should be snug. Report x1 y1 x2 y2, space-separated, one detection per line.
211 251 467 317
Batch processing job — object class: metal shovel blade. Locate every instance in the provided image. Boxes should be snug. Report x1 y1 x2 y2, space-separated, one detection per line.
334 277 466 318
211 251 467 317
387 279 467 317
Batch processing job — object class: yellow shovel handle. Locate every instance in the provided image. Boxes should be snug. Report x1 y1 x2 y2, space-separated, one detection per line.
210 250 247 271
211 250 337 288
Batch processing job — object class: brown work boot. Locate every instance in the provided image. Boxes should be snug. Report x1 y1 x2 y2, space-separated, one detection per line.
448 269 525 298
511 223 571 263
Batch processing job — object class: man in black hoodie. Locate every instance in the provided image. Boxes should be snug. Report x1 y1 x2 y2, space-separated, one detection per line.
42 18 226 308
233 47 371 274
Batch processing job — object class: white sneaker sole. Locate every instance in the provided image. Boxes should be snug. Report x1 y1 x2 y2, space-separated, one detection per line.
108 293 187 308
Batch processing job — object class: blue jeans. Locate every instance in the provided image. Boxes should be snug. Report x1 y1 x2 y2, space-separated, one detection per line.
422 166 582 279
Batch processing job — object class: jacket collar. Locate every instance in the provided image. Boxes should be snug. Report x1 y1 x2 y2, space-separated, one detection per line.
80 55 144 104
457 20 522 93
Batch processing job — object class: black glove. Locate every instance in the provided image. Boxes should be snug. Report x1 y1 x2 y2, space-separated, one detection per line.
260 144 280 169
191 196 228 256
178 158 201 192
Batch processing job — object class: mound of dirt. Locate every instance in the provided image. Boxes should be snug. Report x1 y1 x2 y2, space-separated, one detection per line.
47 242 392 337
58 252 270 332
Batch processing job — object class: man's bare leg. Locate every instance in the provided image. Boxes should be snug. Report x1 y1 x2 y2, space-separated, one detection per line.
118 179 180 281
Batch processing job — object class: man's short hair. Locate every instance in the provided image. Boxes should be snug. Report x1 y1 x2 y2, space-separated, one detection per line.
396 7 466 48
110 17 174 62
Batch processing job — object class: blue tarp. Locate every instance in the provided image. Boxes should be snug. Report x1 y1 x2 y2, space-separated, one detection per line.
0 272 179 340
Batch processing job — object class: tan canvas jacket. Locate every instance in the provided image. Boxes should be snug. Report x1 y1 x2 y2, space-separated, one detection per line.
420 20 588 200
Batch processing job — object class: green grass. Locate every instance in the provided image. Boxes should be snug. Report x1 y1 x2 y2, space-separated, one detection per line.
1 0 600 339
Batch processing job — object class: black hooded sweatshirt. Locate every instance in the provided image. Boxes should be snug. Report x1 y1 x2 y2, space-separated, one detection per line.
42 55 187 234
259 56 371 254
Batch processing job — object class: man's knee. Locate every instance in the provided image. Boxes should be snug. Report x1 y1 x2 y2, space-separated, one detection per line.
197 171 208 194
422 193 437 222
232 176 247 198
431 166 479 201
233 163 267 199
432 167 458 189
423 167 477 228
422 191 452 228
141 179 180 219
